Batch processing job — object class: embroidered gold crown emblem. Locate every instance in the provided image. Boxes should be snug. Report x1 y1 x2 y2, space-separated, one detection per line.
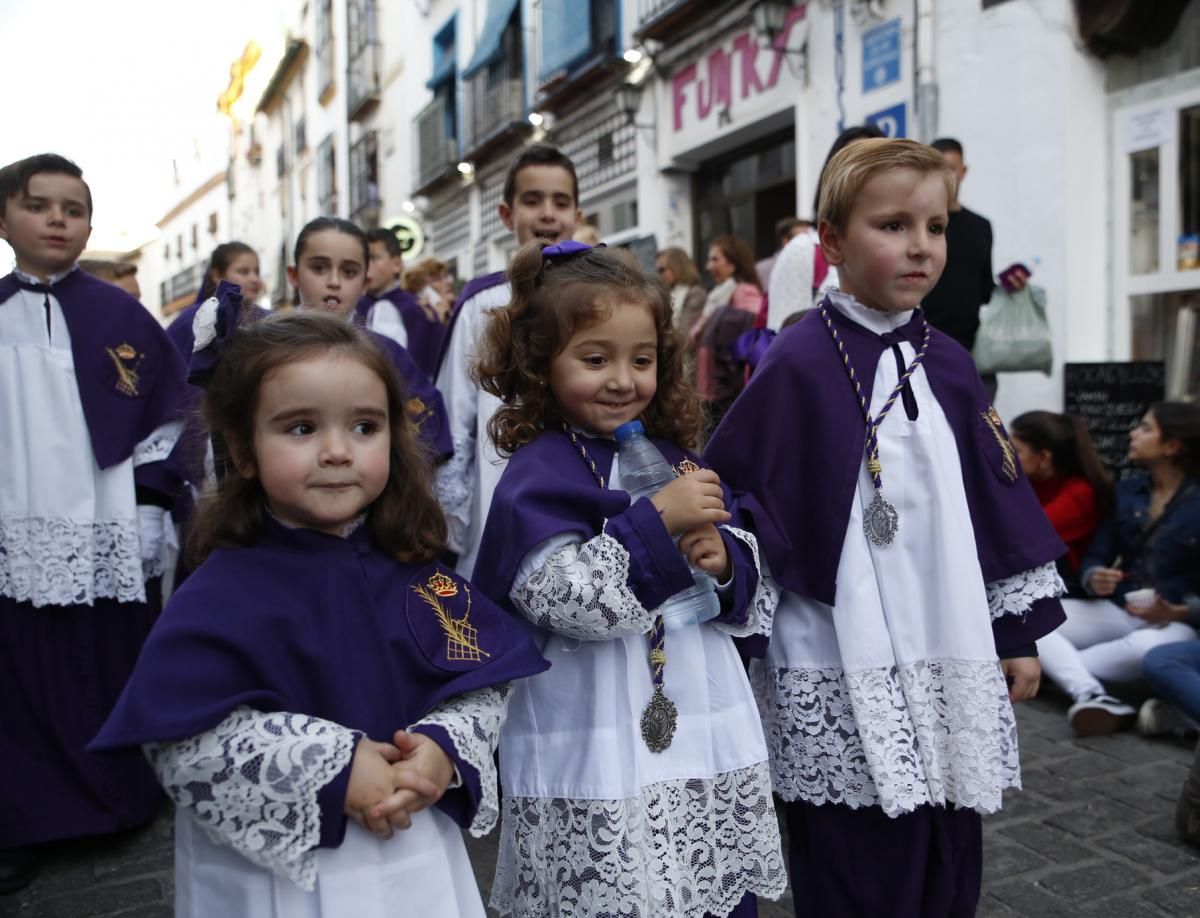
676 458 701 476
105 343 142 397
427 571 458 597
982 407 1018 483
413 578 490 662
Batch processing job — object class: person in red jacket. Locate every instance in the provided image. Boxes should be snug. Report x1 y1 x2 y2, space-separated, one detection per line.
1010 411 1113 592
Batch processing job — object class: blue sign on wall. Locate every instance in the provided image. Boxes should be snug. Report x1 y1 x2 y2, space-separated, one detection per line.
862 19 901 92
866 102 907 138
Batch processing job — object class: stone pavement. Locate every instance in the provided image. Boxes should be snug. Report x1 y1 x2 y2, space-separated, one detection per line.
3 696 1199 917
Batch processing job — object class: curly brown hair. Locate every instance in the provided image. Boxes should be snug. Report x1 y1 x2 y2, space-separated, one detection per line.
473 240 702 455
186 311 446 567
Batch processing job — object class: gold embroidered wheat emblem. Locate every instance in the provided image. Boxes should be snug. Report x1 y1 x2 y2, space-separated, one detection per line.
413 578 490 662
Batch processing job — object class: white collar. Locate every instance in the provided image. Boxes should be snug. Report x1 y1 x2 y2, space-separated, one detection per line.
826 288 914 336
15 264 78 286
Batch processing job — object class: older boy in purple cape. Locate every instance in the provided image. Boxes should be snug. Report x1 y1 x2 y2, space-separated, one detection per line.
0 153 189 890
705 139 1066 917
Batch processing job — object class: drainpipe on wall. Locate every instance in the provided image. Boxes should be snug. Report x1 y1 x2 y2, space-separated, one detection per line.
914 0 937 142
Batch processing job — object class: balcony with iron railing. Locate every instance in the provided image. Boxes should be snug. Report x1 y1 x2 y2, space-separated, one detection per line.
414 95 459 192
536 0 619 110
350 131 381 227
160 262 205 314
347 0 380 120
463 60 526 158
634 0 705 41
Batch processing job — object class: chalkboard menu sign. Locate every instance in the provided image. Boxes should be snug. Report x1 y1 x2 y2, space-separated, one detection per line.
1063 361 1166 475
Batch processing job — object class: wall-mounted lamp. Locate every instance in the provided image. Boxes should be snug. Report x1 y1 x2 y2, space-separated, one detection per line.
527 111 545 127
457 161 474 176
615 81 655 137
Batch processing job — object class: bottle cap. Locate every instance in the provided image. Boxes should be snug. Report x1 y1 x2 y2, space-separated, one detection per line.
613 420 645 443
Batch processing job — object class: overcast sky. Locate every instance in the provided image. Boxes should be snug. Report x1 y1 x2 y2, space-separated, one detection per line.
0 0 287 262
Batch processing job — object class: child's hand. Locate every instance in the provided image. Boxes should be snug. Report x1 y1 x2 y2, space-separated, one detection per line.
650 470 730 535
679 524 731 580
1000 656 1041 702
1128 595 1188 624
344 738 406 839
1087 567 1123 596
367 731 456 828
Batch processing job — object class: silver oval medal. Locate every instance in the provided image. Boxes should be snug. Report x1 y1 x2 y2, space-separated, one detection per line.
863 492 899 546
640 687 678 753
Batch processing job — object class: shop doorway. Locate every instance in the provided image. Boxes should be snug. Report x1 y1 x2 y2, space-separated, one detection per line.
693 129 796 279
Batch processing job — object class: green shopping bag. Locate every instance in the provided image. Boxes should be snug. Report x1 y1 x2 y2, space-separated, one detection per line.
972 283 1052 375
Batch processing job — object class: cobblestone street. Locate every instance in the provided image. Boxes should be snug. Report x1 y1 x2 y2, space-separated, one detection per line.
3 697 1199 917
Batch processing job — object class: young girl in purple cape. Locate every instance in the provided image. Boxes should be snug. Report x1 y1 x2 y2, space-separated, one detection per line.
470 241 785 917
92 312 548 917
289 216 453 463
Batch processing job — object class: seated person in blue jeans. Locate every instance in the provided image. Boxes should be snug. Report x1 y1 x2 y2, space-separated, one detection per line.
1036 402 1200 735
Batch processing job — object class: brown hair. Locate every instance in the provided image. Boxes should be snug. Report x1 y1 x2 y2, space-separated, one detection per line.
1149 401 1200 479
1011 411 1114 518
186 311 446 567
79 259 138 281
709 234 762 291
655 246 700 287
402 257 449 293
817 138 955 231
473 241 702 455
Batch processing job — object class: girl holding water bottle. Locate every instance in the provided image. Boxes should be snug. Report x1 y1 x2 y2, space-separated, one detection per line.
471 240 784 918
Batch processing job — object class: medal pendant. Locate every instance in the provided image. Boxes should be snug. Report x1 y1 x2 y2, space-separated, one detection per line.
640 686 678 753
863 491 899 546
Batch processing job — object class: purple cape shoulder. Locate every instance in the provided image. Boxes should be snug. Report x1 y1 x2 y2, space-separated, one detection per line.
0 270 188 469
91 517 548 751
704 302 1064 605
434 270 506 378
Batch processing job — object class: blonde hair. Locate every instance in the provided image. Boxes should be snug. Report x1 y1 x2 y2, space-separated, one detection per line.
655 247 699 287
402 257 449 293
817 138 955 231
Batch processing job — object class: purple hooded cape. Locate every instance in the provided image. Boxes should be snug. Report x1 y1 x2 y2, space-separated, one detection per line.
471 429 763 630
433 270 506 378
368 331 453 462
0 270 188 471
91 516 548 840
357 289 447 379
704 302 1065 651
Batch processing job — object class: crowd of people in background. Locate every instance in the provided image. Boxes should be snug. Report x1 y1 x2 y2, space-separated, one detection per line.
3 126 1200 918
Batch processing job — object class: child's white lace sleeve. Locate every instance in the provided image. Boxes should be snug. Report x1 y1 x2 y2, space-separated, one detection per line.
143 706 358 892
435 445 474 553
712 525 779 638
511 531 656 640
410 684 512 837
132 418 184 467
985 561 1065 621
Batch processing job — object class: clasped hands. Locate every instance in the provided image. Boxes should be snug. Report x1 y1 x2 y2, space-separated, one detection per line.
344 731 455 840
651 469 732 580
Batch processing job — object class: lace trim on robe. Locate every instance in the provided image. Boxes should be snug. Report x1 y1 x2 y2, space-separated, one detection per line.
985 561 1065 621
144 707 358 892
755 658 1020 817
490 761 786 918
435 437 474 554
712 525 779 638
132 419 185 467
0 515 145 607
411 684 512 837
511 530 656 641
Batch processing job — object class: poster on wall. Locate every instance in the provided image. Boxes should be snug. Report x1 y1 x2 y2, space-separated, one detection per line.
862 19 901 92
866 102 907 138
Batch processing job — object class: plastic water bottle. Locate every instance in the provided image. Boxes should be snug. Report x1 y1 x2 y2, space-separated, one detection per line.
614 420 721 631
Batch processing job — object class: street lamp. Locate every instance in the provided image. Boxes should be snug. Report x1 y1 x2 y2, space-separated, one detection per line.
615 81 656 138
750 0 809 80
750 0 790 43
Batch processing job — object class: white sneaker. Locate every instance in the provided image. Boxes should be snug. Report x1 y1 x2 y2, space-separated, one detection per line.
1068 693 1137 736
1138 698 1200 737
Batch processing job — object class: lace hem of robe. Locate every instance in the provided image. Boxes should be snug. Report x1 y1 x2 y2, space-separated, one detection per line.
145 708 357 892
755 659 1020 816
0 514 146 607
490 761 786 918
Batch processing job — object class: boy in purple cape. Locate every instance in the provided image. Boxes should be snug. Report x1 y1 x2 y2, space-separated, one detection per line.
0 153 189 891
358 227 446 377
434 144 581 577
705 139 1067 917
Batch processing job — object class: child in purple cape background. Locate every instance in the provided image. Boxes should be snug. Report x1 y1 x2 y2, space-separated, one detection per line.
470 240 785 917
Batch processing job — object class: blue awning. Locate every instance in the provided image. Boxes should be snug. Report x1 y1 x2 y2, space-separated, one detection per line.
461 0 519 80
426 51 456 90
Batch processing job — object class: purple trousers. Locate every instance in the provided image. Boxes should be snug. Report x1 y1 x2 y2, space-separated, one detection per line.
785 801 982 918
0 587 163 848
